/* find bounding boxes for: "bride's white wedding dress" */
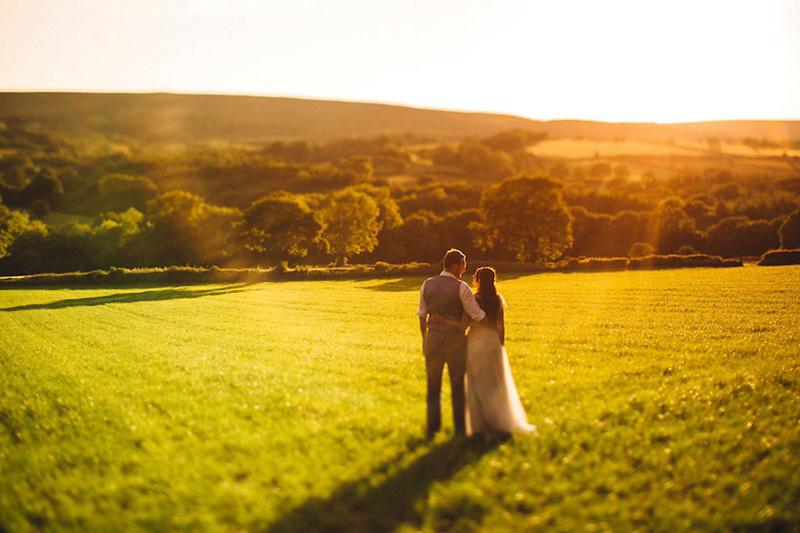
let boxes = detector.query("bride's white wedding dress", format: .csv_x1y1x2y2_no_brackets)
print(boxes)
465,301,536,435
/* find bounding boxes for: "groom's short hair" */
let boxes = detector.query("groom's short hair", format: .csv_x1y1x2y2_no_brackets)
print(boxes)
443,249,466,269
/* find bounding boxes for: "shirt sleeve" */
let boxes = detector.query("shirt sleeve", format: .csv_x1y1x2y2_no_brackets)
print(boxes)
416,281,428,317
459,282,486,321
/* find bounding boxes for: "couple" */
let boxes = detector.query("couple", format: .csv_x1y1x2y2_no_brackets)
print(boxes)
417,249,536,439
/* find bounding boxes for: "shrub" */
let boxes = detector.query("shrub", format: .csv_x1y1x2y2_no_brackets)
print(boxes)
627,254,737,270
564,258,628,272
629,242,655,258
758,249,800,266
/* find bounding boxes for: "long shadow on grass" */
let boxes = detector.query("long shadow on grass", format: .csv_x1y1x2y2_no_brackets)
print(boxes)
0,285,250,311
265,435,505,533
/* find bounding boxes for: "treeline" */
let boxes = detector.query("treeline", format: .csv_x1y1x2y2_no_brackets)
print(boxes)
1,120,799,275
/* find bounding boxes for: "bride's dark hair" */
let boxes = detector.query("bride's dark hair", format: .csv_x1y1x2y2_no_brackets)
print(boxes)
475,267,501,325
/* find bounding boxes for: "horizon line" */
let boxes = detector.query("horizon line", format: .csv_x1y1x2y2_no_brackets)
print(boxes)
2,88,800,126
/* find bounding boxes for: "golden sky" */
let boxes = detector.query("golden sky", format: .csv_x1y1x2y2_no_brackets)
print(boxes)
1,0,798,122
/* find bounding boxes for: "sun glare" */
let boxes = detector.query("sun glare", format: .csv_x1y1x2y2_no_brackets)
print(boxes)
0,0,798,123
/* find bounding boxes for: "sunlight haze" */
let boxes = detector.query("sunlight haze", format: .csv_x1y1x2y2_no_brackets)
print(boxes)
1,0,798,122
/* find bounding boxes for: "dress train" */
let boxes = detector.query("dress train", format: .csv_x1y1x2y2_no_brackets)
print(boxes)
465,323,536,435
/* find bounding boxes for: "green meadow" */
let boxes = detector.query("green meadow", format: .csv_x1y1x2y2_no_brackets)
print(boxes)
1,266,799,532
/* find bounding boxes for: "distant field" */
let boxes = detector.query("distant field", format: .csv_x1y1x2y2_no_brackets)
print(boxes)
1,267,799,531
675,140,800,158
530,139,704,159
530,138,800,160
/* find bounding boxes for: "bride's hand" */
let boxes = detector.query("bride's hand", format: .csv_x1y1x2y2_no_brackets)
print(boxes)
429,313,444,323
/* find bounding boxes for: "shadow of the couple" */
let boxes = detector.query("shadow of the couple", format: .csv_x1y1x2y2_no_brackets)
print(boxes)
0,285,250,312
265,434,507,533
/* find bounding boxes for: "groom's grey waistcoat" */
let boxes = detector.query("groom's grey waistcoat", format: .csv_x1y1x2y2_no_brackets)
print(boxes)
423,275,464,334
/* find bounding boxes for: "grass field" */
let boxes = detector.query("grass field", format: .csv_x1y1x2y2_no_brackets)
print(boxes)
1,267,799,531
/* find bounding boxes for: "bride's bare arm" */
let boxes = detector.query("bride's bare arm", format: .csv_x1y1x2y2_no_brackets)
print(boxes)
498,305,505,345
429,311,470,330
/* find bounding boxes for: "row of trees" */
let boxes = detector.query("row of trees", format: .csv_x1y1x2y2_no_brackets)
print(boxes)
3,174,799,275
0,176,566,273
2,119,800,274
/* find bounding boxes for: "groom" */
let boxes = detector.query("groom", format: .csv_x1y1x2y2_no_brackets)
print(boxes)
417,249,486,439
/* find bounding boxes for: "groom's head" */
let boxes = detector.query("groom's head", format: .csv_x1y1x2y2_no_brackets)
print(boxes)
443,248,467,277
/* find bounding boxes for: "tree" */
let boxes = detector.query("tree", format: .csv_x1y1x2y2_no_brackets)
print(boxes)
91,208,146,267
589,163,612,180
391,211,443,263
629,242,655,258
684,196,717,231
705,216,780,257
436,209,482,259
607,211,645,257
473,175,573,262
0,204,16,259
146,191,240,266
21,169,64,211
0,203,48,269
350,184,402,230
0,154,33,190
613,165,630,181
317,188,381,264
239,192,322,264
479,130,547,152
779,208,800,249
567,207,610,257
550,163,569,181
654,197,702,254
94,174,158,212
456,142,514,180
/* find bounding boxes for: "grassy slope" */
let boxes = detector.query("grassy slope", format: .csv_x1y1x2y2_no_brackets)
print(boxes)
0,93,537,143
1,267,799,531
2,92,799,144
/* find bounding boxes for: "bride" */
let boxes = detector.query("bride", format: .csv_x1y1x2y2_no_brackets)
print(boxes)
431,267,536,436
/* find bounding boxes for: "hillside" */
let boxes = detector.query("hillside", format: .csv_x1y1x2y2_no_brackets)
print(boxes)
1,92,799,145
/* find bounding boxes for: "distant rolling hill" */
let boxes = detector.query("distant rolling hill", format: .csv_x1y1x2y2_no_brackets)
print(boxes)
1,92,799,145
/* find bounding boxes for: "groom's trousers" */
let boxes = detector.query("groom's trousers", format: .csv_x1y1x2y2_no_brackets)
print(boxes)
424,329,467,437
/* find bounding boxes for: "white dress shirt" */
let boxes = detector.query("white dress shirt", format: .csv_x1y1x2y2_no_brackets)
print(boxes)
416,271,487,322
